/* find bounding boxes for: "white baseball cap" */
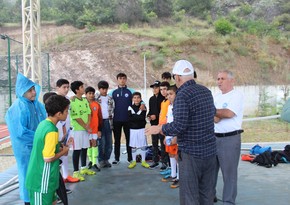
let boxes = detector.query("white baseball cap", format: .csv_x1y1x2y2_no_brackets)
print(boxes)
172,60,194,76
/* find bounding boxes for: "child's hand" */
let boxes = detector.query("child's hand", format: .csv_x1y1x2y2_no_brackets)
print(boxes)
66,137,74,147
171,137,177,145
139,104,146,111
62,145,69,156
85,124,92,133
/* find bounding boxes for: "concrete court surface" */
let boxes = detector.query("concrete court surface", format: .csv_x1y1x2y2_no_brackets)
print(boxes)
1,143,290,205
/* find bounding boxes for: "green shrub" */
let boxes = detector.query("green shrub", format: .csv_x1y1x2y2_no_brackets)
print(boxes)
119,23,129,31
214,19,234,35
152,55,165,69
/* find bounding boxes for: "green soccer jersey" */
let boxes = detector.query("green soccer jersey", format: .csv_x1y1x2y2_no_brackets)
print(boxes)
25,119,60,193
70,97,91,131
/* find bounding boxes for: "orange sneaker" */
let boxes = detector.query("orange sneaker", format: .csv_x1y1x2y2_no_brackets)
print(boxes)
64,175,80,183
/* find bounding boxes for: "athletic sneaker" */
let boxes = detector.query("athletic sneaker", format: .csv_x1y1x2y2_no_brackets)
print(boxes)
112,160,120,165
66,188,72,194
105,160,112,168
161,175,176,182
160,168,171,176
64,175,80,183
73,171,85,181
149,162,159,169
170,179,179,188
160,163,167,170
141,161,150,168
99,161,107,168
93,164,101,172
88,161,93,169
56,197,62,204
128,161,137,169
80,168,96,175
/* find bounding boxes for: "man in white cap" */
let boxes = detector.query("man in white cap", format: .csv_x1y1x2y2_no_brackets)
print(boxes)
146,60,217,205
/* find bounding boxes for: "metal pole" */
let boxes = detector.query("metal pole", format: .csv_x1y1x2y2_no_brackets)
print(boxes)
47,53,50,91
143,54,147,102
7,37,12,106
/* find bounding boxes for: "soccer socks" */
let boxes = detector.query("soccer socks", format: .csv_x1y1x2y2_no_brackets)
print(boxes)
87,147,92,163
170,157,177,178
92,147,98,165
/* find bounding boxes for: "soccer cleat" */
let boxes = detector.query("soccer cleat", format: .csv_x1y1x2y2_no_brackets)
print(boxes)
80,168,96,175
73,171,85,181
128,161,137,169
170,179,179,188
149,162,159,169
88,161,93,169
141,161,150,168
161,175,176,182
64,175,80,183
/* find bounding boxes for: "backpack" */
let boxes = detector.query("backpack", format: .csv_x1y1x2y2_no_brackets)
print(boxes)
281,98,290,123
252,151,278,168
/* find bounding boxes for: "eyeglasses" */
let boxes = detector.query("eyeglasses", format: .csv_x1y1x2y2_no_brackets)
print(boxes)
172,74,181,80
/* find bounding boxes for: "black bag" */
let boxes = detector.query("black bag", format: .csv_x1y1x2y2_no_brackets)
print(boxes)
252,151,278,168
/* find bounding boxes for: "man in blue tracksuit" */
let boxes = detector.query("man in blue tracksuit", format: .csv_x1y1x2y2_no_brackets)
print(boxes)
109,73,136,164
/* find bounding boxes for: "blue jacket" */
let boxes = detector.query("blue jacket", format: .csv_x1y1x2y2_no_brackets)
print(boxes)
5,73,46,202
109,86,135,122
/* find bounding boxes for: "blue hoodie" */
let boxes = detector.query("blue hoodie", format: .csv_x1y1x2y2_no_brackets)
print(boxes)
5,73,46,202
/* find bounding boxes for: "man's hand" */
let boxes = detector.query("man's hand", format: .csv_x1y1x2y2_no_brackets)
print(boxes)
214,116,221,123
145,125,162,135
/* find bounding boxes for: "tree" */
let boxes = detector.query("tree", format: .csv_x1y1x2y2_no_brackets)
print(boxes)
115,0,144,24
175,0,212,17
143,0,173,17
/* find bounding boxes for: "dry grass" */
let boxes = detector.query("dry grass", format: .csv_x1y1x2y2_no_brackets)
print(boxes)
242,119,290,142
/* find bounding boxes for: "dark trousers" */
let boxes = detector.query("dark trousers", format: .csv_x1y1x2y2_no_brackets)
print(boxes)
179,152,216,205
113,121,132,162
98,119,113,162
151,134,168,164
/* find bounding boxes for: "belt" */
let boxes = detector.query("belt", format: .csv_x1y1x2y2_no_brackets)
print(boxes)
215,130,244,137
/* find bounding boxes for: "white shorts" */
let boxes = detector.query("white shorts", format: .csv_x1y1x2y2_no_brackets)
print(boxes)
129,128,147,148
89,134,98,140
71,130,90,150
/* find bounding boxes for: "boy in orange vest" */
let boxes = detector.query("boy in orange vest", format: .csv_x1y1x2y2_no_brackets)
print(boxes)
85,86,103,172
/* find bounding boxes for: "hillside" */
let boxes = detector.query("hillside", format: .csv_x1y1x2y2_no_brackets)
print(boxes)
0,23,290,89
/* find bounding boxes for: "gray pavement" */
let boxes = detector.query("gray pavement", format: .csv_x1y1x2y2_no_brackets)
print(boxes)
1,143,290,205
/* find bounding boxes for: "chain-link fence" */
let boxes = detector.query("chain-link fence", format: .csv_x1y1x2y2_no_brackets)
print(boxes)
0,53,50,123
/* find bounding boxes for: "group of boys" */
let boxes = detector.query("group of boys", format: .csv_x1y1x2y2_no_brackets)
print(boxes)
6,71,183,205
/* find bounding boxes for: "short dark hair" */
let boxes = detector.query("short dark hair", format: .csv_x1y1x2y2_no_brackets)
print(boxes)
85,86,95,94
132,92,141,98
45,95,70,117
161,72,171,80
70,81,84,94
43,92,57,103
56,79,69,87
98,80,109,89
168,84,177,92
160,81,170,88
116,72,127,79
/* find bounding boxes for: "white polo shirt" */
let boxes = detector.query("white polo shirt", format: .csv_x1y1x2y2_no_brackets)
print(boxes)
214,89,244,133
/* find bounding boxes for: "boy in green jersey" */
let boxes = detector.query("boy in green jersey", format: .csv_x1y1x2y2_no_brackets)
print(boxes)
26,95,70,205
